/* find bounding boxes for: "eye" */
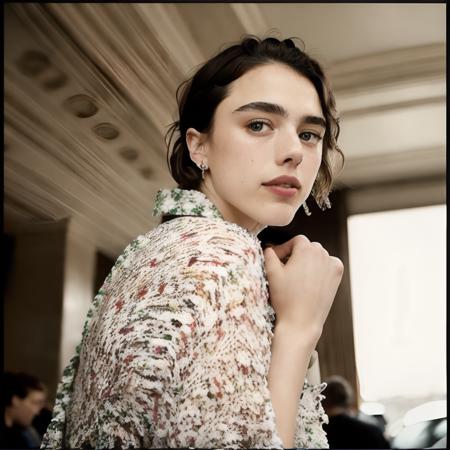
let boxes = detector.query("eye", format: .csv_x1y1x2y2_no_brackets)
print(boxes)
299,131,323,144
247,120,272,133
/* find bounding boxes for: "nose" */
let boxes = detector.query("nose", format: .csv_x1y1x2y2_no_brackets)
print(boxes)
276,128,303,167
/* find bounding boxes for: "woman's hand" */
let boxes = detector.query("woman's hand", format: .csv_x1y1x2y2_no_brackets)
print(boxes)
264,235,344,343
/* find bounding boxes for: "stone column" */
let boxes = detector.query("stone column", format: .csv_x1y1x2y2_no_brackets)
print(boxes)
4,218,97,403
4,220,67,400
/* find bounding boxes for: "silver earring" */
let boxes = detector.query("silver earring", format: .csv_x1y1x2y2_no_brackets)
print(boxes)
313,192,332,211
198,162,208,179
311,185,332,212
323,196,332,210
302,201,312,216
303,195,331,216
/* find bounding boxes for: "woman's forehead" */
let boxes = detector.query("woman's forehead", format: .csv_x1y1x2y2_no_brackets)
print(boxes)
222,63,323,117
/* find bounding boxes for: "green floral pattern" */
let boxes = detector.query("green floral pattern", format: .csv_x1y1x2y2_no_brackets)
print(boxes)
152,188,223,220
41,188,328,449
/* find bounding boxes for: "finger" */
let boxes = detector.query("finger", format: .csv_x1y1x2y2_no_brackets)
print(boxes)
288,234,311,259
263,246,283,275
329,256,345,277
270,237,300,262
311,241,329,256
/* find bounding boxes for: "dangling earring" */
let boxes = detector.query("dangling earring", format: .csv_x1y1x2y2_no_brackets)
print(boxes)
198,162,208,179
303,185,332,216
323,196,332,210
302,201,312,216
311,184,332,212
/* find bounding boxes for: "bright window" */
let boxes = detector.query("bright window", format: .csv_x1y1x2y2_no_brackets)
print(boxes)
347,205,446,403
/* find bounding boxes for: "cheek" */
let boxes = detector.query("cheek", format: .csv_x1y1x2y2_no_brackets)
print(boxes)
310,150,323,172
209,130,262,186
216,147,254,173
237,156,258,183
317,146,324,166
315,157,322,173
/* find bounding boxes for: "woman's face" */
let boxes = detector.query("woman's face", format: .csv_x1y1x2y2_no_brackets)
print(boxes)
188,62,325,234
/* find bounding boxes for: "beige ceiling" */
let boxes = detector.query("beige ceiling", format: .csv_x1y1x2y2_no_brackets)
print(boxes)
4,3,446,257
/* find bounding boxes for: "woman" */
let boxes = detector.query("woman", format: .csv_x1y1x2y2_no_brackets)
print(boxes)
42,36,344,449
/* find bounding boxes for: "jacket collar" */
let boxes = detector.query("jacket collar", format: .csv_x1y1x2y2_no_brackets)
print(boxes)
152,188,223,220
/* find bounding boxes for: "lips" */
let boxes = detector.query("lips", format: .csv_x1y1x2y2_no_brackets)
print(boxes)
262,175,301,199
262,175,301,189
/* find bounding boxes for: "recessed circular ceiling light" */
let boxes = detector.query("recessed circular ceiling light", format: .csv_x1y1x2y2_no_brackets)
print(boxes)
41,68,68,90
63,94,98,118
119,147,139,161
140,167,153,179
93,123,120,140
16,50,50,77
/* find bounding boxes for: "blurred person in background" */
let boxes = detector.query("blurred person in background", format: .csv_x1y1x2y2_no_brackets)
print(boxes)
356,407,388,433
31,383,53,441
322,375,391,449
1,372,46,449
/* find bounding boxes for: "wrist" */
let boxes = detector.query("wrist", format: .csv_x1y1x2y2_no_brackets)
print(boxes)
273,320,321,350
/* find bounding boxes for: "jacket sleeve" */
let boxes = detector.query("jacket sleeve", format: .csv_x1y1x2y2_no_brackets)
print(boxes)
164,224,284,449
294,380,329,449
42,234,187,449
42,222,281,449
164,222,330,448
42,219,326,449
293,351,329,448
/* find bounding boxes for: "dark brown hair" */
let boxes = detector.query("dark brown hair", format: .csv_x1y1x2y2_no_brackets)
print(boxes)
322,375,355,409
165,35,343,208
2,372,44,407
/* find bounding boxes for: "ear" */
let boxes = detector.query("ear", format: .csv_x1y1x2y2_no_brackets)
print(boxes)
186,128,208,167
11,395,21,407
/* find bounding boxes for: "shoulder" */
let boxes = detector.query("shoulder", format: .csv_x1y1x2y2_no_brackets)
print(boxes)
149,216,263,268
332,414,381,433
106,216,265,295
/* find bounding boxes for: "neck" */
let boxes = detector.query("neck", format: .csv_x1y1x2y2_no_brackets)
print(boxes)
200,181,264,236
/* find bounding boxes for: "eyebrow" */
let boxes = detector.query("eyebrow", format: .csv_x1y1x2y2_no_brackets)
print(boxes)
233,101,327,129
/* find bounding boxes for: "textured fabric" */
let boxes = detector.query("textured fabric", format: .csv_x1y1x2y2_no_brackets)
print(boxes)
42,188,328,449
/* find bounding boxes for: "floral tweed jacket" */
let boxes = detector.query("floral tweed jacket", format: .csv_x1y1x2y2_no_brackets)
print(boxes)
42,188,329,449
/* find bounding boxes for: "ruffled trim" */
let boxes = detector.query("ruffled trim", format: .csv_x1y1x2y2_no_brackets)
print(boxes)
152,188,223,220
41,279,115,448
40,355,79,448
294,381,329,449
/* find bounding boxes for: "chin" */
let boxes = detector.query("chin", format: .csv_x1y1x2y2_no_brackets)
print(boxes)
256,206,297,227
266,216,295,227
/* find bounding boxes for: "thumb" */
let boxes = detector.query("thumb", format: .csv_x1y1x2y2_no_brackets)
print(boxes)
263,246,282,276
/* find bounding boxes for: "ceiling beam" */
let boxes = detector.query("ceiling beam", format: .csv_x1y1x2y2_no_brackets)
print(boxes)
229,4,269,35
328,43,445,92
